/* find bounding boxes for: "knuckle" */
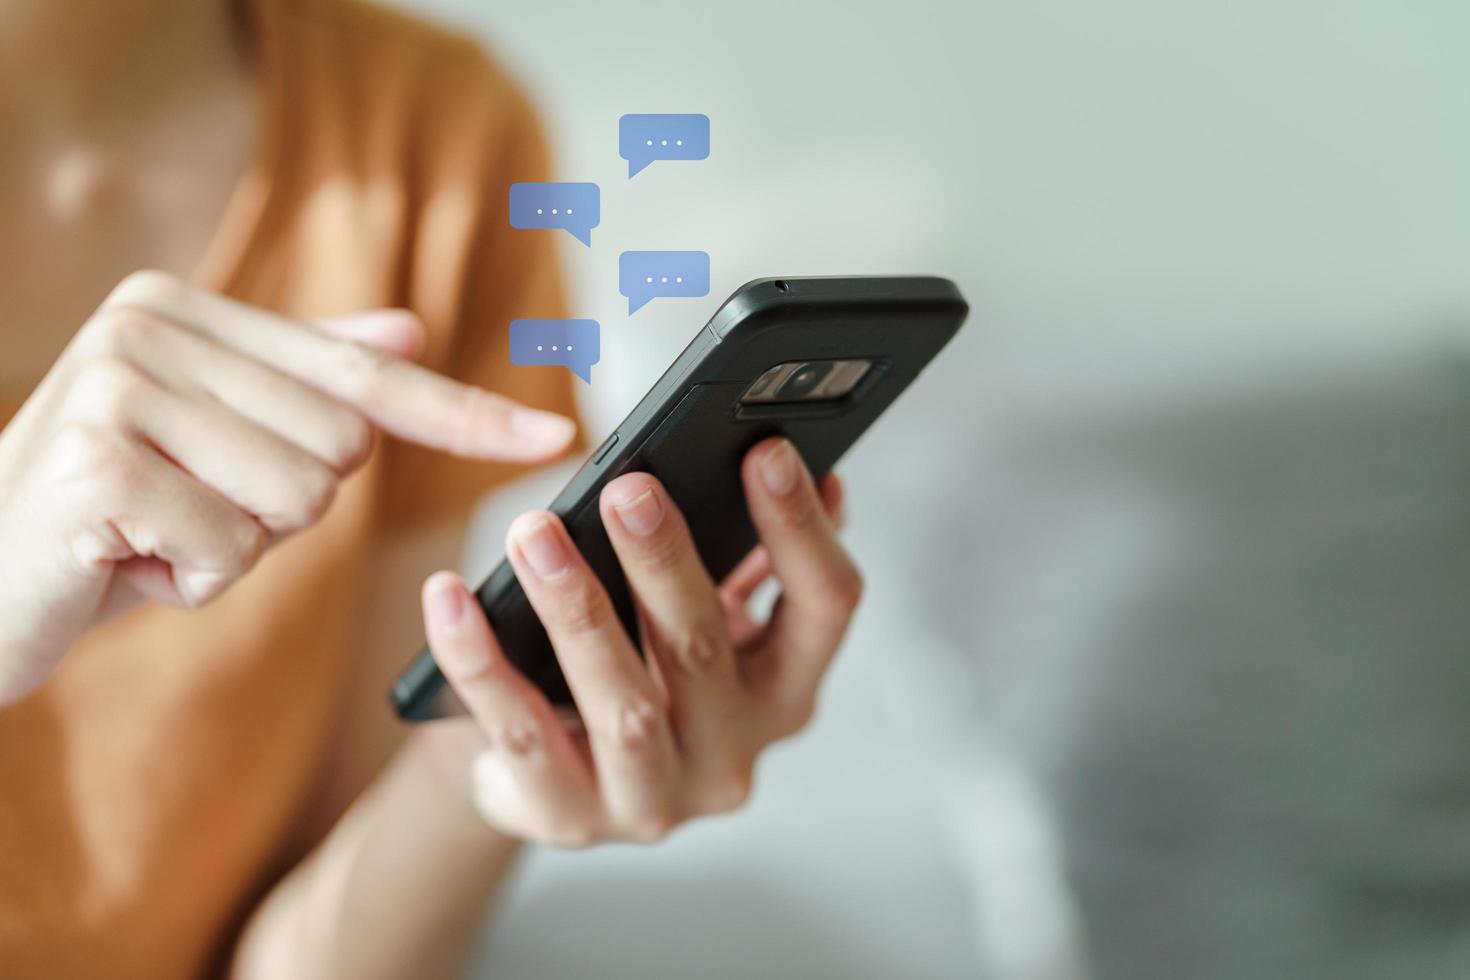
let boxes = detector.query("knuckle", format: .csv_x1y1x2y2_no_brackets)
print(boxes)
66,359,152,422
228,520,270,575
632,524,686,574
46,421,133,487
326,414,375,473
552,579,615,636
611,697,664,753
174,589,206,613
822,562,865,615
304,470,339,524
201,513,270,581
446,387,496,457
666,620,728,675
491,719,541,757
777,694,820,741
277,468,338,531
79,306,162,356
701,758,754,813
625,806,680,844
107,269,187,309
544,817,600,850
175,576,224,611
328,341,391,402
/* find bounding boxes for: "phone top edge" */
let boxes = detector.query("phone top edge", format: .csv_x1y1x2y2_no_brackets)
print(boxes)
708,276,968,340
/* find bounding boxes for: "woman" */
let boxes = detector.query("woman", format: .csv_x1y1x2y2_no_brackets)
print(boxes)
0,1,861,977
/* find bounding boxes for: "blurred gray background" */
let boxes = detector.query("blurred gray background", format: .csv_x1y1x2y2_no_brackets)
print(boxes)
388,1,1470,977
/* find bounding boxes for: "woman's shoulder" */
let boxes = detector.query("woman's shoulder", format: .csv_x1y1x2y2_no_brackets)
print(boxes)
256,0,541,154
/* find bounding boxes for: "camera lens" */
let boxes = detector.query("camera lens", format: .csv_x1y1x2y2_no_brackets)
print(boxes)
745,369,779,399
774,360,834,400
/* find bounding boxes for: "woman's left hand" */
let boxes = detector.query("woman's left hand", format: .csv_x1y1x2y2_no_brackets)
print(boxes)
420,436,860,846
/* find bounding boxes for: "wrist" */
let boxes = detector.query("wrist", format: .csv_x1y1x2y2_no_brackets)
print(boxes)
399,720,523,857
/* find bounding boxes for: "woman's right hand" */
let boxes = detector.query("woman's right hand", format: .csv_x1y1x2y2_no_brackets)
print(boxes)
0,270,576,706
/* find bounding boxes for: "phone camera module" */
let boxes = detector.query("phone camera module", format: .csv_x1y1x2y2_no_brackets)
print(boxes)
741,359,873,405
775,361,834,401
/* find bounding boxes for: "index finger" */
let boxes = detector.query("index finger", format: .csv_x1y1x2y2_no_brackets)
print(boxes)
103,271,576,461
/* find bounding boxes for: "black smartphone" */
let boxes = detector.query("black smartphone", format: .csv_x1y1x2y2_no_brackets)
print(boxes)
391,275,968,721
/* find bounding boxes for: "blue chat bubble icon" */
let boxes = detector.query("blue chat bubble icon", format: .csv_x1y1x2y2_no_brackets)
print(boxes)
619,251,711,315
509,319,600,384
619,114,710,178
509,182,600,246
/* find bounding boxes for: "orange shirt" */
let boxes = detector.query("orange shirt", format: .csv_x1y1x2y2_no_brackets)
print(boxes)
0,1,574,976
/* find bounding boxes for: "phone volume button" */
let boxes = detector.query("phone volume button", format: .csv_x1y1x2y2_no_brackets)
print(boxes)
592,433,620,465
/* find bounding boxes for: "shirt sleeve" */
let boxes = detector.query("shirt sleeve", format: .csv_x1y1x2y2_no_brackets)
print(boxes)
375,58,584,530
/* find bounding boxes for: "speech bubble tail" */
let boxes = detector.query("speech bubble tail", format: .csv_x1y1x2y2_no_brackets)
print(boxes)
568,227,593,247
628,296,650,315
627,160,648,179
572,364,593,384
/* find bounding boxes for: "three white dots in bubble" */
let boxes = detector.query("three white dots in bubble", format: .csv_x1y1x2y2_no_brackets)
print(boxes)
646,139,684,147
536,344,573,352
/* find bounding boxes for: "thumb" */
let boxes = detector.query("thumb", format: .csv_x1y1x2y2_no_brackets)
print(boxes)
314,309,428,361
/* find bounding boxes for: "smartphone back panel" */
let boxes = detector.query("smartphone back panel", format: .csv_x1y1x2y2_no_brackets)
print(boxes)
393,276,968,719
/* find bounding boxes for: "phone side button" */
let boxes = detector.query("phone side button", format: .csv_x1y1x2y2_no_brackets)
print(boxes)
592,432,620,465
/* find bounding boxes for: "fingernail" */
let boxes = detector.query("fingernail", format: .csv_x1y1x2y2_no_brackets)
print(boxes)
759,440,800,496
613,487,664,537
427,575,493,677
429,574,466,627
512,408,576,447
515,518,570,580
